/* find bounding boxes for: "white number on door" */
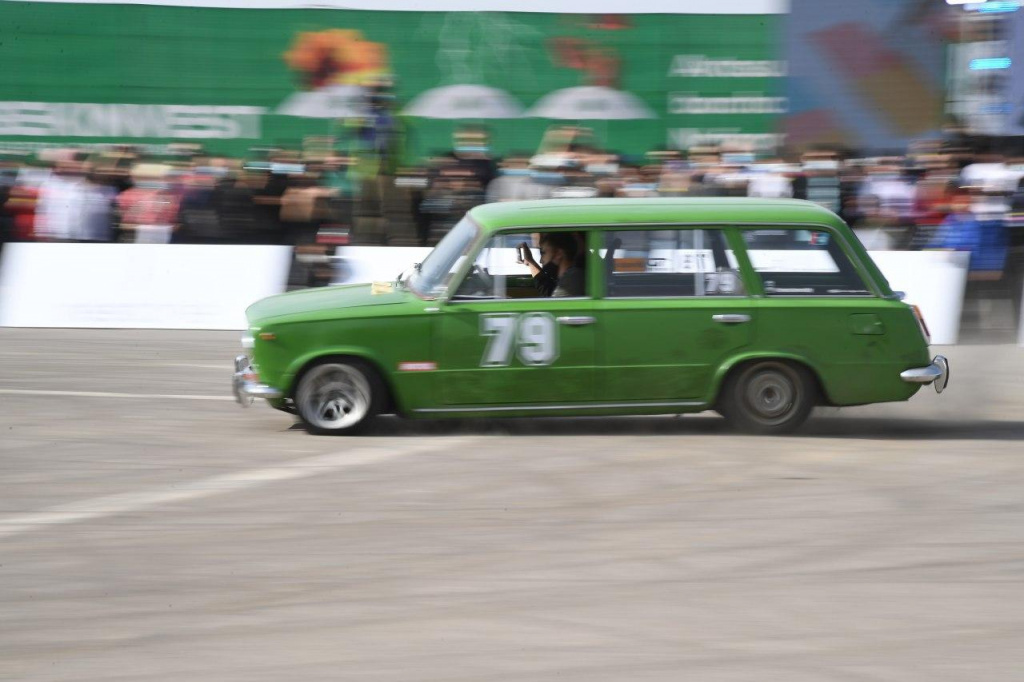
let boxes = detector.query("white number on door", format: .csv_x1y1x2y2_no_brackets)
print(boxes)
479,314,518,367
517,312,559,366
479,312,558,367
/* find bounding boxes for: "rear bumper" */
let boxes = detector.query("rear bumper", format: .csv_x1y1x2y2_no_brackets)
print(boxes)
232,355,283,406
900,355,950,394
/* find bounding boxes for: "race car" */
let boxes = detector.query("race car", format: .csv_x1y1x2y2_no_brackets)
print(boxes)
234,198,948,435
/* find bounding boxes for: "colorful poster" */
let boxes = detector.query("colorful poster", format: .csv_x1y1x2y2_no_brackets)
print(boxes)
1009,8,1024,135
786,0,948,151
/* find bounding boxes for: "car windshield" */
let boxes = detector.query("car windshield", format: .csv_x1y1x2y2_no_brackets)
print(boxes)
407,217,479,298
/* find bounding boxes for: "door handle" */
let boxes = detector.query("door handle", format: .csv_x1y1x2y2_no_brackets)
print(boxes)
712,314,751,324
556,316,596,326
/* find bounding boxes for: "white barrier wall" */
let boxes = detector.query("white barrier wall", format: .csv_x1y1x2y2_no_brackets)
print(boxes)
869,251,970,346
332,246,971,345
0,243,970,339
0,243,291,330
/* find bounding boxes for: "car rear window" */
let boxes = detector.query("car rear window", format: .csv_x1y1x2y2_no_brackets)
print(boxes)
602,228,744,298
741,229,871,296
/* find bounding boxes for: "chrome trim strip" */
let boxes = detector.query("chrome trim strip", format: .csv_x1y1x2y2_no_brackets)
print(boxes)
900,366,941,383
233,354,283,406
601,295,750,300
449,295,759,302
900,355,950,394
446,296,590,304
712,313,751,324
556,316,596,326
755,293,874,298
412,400,705,414
243,385,284,399
931,355,949,394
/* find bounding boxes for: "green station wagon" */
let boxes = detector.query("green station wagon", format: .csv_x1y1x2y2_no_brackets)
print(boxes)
233,198,949,435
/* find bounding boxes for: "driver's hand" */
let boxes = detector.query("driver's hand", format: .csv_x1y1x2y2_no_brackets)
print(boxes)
517,242,537,266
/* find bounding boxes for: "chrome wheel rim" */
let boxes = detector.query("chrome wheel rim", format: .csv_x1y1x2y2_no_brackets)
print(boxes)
300,364,371,430
744,369,796,425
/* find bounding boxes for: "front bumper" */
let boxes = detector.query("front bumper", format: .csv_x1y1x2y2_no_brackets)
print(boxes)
232,355,283,406
900,355,950,394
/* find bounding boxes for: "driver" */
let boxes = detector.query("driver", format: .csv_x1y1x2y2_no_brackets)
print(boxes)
518,232,585,298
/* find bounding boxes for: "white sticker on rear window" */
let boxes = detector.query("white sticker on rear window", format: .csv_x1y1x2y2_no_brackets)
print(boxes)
746,250,840,273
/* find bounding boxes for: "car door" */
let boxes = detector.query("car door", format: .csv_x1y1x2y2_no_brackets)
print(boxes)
437,230,597,406
594,226,755,402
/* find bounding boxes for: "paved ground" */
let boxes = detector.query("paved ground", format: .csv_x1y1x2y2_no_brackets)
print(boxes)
0,329,1022,681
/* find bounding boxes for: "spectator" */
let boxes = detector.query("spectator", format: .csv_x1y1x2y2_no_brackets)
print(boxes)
486,154,548,204
117,165,179,244
37,162,89,242
212,173,255,244
851,195,895,251
81,170,117,242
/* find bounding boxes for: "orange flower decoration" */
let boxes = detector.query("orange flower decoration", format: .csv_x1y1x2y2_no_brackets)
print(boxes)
284,29,390,89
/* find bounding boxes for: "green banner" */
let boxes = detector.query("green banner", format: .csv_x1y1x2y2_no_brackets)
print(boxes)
0,3,784,160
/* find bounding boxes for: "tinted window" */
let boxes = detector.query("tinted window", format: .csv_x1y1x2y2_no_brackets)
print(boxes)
602,229,744,298
741,229,870,296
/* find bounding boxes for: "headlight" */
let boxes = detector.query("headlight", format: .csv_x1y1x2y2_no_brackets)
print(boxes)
241,332,255,350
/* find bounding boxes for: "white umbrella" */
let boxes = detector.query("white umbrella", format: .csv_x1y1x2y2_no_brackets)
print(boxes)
402,84,523,119
276,85,369,118
525,86,656,120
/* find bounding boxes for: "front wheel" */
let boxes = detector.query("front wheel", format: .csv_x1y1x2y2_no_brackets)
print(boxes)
718,361,816,435
295,361,380,435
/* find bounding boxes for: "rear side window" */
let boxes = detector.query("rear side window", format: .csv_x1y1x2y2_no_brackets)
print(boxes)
603,228,744,298
741,229,871,296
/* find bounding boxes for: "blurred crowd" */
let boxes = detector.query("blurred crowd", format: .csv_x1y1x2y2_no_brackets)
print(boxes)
1,126,1023,296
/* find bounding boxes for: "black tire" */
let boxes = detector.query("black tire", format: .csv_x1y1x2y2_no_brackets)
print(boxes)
718,361,816,435
294,359,383,435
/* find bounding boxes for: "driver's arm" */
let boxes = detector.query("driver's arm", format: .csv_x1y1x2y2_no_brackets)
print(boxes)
517,242,542,277
533,262,557,297
517,242,555,296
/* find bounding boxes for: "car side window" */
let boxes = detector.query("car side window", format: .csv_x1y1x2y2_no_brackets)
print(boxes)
741,229,871,296
602,228,744,298
451,231,548,300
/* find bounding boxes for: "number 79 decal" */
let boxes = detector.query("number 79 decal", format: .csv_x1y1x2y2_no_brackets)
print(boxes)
479,312,559,367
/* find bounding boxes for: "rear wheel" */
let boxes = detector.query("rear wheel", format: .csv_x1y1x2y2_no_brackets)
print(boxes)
719,361,816,435
295,360,381,435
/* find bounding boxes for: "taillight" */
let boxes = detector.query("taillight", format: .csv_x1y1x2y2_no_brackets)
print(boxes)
911,304,931,344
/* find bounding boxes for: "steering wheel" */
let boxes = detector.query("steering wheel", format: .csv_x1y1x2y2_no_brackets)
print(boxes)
458,264,493,297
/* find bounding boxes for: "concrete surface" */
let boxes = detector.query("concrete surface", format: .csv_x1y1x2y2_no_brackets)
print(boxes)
0,330,1022,681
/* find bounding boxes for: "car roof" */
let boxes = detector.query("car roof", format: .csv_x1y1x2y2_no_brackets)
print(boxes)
468,198,845,232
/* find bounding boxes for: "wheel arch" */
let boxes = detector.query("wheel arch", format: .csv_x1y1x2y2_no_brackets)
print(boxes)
710,353,832,408
286,350,399,414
